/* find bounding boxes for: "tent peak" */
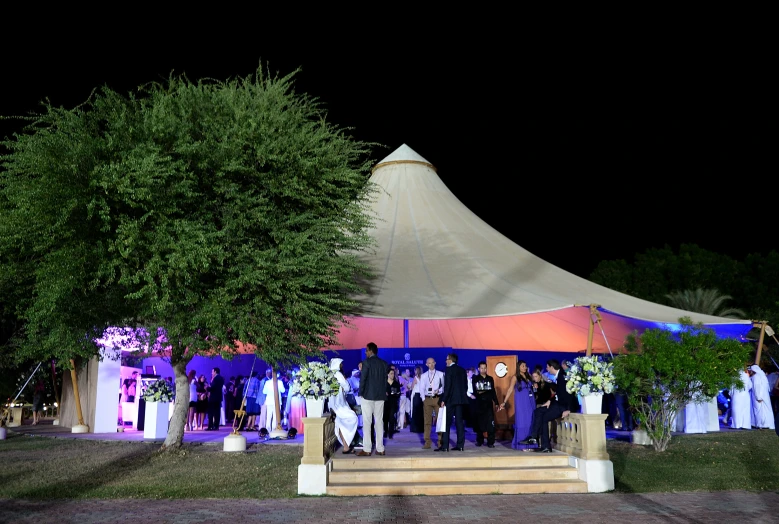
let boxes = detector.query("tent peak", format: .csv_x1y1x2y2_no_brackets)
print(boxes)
374,144,435,172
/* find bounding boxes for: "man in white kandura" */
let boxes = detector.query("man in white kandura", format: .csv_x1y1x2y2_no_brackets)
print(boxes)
730,367,752,430
329,358,359,454
750,365,776,430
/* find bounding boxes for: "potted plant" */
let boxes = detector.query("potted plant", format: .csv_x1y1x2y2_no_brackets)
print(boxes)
141,378,174,440
566,355,615,414
288,361,339,418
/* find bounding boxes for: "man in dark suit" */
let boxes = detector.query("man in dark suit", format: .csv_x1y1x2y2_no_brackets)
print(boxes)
207,367,225,430
356,342,389,456
521,359,572,452
437,353,469,451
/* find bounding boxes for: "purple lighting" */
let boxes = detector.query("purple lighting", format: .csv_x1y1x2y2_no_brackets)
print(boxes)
95,326,170,353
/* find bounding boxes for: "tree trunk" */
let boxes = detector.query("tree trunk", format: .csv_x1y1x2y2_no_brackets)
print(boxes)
161,359,190,450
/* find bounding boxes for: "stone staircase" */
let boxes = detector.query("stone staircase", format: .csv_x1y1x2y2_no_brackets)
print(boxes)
326,451,588,496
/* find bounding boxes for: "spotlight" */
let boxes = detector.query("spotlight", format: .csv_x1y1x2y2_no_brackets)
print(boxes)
287,427,298,439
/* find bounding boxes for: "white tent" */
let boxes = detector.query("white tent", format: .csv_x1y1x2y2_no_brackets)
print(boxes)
332,144,751,353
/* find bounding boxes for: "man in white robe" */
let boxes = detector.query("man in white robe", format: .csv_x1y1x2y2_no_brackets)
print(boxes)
730,368,752,430
750,365,776,430
329,358,359,453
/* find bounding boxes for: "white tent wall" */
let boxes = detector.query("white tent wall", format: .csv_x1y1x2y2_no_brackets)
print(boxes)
330,144,751,352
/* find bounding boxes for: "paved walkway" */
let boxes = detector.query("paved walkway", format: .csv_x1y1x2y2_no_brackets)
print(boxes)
2,491,778,523
5,420,777,523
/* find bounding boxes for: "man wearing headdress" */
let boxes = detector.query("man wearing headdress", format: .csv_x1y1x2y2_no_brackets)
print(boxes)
750,365,776,430
329,358,359,453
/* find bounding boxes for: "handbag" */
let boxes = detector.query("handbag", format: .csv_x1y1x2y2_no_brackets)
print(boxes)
435,405,447,432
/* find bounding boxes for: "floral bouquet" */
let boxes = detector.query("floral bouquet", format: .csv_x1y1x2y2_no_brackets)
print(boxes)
566,355,615,396
288,361,339,400
141,379,174,403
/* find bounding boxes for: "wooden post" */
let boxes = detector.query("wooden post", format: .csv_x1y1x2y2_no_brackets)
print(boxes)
586,305,598,356
755,321,767,365
69,359,87,429
269,368,286,438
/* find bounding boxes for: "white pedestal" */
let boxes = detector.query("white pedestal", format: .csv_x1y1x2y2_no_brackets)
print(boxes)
0,427,7,440
631,429,652,446
298,464,328,495
572,457,615,492
223,433,247,452
71,424,90,433
52,419,60,426
143,402,169,440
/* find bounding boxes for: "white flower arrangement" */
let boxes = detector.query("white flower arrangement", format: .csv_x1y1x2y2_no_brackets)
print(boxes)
141,379,174,403
566,355,615,397
288,361,339,400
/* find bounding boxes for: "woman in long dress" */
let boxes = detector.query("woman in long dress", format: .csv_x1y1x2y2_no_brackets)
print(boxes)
328,358,359,453
500,360,535,450
730,368,753,429
384,369,401,439
751,365,776,429
409,366,424,433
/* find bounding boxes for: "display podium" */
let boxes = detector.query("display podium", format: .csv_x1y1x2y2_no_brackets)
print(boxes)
136,374,161,431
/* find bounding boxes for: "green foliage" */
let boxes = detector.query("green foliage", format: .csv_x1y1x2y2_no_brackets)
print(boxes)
1,64,379,447
665,288,746,318
613,317,751,451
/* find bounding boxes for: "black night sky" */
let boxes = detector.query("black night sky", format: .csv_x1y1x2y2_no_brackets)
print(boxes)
1,23,770,279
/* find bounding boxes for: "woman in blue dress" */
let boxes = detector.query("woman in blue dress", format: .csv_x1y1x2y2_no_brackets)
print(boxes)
500,360,536,450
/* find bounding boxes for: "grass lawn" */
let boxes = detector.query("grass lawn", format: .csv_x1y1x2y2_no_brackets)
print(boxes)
610,429,779,492
1,428,777,498
0,431,302,499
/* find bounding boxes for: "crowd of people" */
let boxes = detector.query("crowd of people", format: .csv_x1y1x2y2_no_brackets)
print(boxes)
722,364,777,431
328,343,584,455
182,367,299,432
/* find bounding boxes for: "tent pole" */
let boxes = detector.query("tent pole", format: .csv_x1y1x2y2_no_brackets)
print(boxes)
269,368,286,438
755,321,767,365
586,305,598,356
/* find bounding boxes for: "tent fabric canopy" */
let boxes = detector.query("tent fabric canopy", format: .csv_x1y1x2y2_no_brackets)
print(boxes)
332,144,750,353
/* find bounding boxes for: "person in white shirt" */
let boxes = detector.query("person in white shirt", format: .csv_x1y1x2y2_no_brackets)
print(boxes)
422,357,445,449
262,374,286,431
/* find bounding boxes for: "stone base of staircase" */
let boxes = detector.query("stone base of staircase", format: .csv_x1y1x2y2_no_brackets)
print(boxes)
326,451,588,496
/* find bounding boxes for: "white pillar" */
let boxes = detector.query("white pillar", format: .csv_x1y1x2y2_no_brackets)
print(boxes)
94,348,122,433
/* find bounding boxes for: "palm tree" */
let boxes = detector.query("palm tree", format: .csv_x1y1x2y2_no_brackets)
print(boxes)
665,288,746,319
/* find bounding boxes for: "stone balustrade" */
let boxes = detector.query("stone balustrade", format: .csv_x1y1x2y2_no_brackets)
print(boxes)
300,412,336,465
553,413,610,460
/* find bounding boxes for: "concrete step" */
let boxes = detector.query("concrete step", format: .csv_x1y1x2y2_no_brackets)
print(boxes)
330,453,570,471
326,479,588,496
329,465,579,483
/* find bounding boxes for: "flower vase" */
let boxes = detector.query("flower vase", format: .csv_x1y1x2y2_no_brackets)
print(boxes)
143,401,170,440
581,393,603,414
305,398,324,418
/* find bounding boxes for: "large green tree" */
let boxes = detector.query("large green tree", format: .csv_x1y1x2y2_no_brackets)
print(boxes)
0,66,378,448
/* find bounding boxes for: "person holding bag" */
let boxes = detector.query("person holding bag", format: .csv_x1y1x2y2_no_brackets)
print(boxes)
436,353,469,452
